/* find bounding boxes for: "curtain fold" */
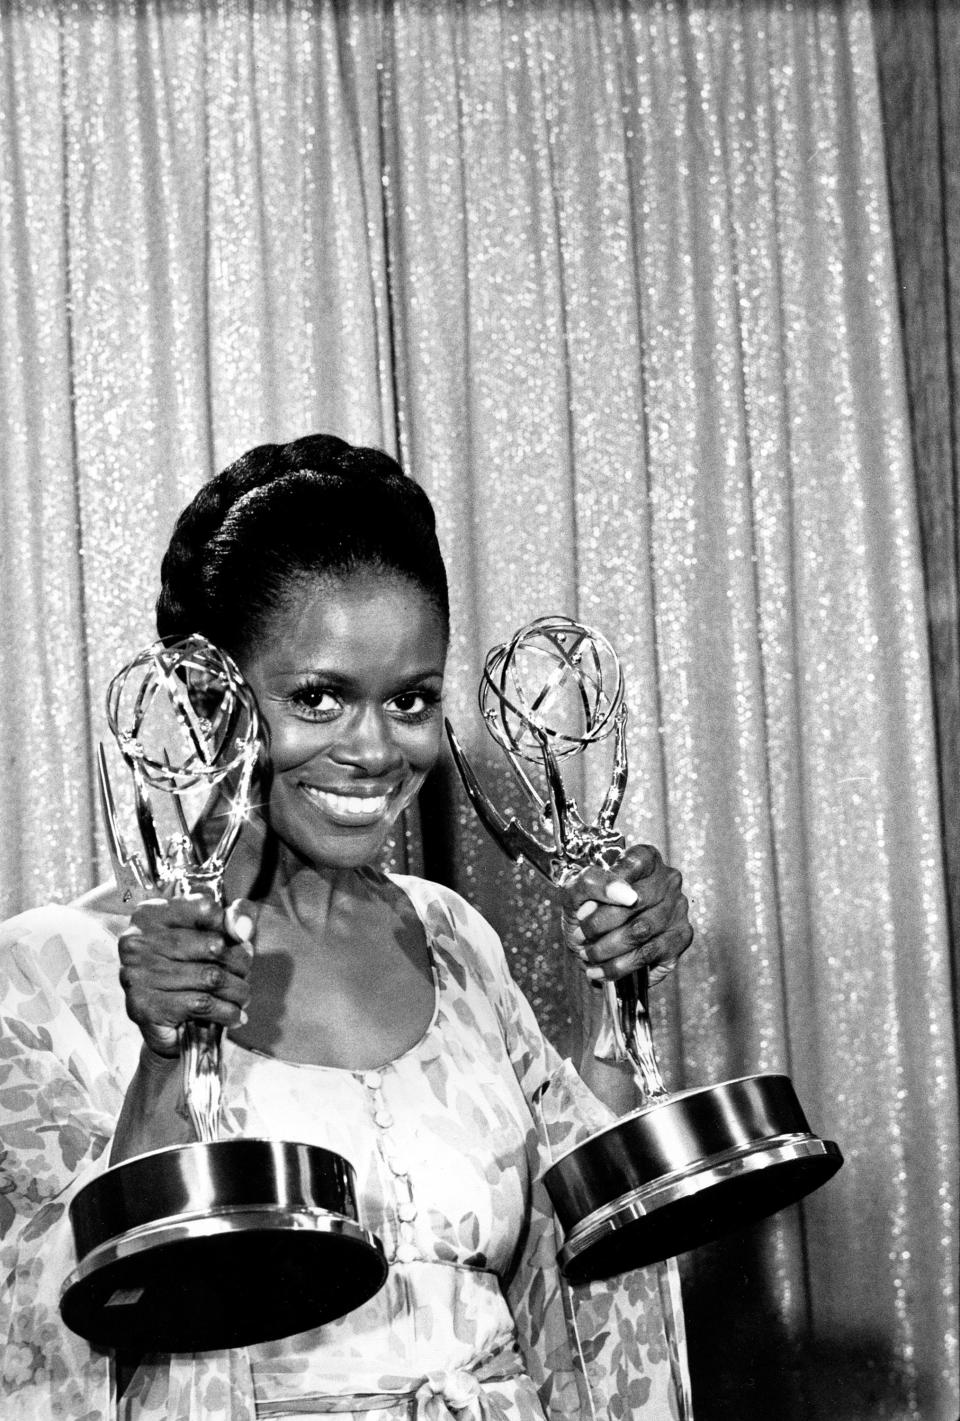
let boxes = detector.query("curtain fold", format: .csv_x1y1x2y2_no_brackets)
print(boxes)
0,2,955,1418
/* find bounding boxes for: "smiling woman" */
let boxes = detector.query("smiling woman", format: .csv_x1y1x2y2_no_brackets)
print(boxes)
223,573,449,1071
0,434,694,1420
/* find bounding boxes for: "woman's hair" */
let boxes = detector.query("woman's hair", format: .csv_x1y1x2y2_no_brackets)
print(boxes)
156,433,449,656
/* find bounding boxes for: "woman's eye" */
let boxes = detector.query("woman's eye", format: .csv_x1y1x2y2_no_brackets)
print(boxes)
287,685,341,719
388,689,440,721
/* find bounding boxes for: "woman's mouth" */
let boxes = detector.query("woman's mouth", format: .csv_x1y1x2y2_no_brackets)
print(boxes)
299,784,393,824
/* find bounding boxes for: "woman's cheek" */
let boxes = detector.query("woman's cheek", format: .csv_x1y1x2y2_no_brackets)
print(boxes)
263,715,330,773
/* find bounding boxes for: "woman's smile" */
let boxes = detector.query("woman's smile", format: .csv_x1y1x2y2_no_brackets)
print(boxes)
298,783,394,824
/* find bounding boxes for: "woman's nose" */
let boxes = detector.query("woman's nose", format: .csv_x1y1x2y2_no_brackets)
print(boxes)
331,705,402,774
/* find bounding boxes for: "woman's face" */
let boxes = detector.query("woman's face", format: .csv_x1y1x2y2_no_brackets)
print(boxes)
240,571,447,872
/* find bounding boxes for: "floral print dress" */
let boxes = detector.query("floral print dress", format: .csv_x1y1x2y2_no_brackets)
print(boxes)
0,877,688,1420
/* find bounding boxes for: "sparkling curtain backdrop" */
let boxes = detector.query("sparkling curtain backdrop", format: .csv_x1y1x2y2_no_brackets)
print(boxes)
0,2,956,1418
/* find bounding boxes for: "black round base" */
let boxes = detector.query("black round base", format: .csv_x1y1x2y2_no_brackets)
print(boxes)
558,1137,843,1283
60,1208,388,1352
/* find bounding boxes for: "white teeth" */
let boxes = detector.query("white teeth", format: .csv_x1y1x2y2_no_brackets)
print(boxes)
301,786,390,819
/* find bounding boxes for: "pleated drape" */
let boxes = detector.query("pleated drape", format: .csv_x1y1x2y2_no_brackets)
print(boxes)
0,2,955,1418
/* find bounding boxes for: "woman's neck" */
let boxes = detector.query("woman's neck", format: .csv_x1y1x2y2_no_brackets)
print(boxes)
221,818,382,935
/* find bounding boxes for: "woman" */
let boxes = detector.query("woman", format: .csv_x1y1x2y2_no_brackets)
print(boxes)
0,435,693,1420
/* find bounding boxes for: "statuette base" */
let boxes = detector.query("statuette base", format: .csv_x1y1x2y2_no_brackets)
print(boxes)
60,1138,388,1351
544,1074,842,1283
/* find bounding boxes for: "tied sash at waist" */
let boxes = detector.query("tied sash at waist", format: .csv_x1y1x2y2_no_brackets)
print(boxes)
254,1340,529,1419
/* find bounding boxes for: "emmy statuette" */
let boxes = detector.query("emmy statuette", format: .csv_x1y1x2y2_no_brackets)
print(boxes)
59,635,388,1353
446,615,842,1285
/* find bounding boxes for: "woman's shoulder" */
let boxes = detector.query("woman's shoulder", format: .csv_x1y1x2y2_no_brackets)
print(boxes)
0,895,136,1067
1,895,120,943
69,881,131,937
388,873,511,987
388,872,495,936
0,894,124,993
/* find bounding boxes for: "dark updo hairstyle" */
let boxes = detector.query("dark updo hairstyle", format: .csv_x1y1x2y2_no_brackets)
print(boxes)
156,433,449,658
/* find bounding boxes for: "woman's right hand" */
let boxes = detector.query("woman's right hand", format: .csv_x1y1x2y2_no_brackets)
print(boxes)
118,894,256,1059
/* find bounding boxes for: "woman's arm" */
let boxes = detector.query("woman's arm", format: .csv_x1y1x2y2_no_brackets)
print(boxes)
110,1047,192,1162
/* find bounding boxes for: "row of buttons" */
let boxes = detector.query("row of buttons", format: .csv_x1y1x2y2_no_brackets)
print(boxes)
361,1068,419,1265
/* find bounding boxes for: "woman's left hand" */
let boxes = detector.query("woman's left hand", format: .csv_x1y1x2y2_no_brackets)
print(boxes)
560,844,693,987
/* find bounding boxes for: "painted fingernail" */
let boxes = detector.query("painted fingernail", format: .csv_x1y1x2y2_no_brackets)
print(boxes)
238,1010,249,1026
576,900,599,921
605,880,638,907
226,906,254,942
585,966,605,981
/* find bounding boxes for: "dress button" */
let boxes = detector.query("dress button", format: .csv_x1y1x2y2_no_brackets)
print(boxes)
385,1153,407,1177
396,1242,418,1264
398,1202,417,1223
374,1108,394,1129
362,1070,383,1090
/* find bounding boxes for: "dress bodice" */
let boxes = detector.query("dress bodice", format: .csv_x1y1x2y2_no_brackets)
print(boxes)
222,874,539,1412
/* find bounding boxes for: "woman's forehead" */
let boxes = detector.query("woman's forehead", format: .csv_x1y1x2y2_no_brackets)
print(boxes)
248,570,448,674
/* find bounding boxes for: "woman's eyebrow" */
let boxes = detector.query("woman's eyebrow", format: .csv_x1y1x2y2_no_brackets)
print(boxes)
265,666,444,686
263,665,350,683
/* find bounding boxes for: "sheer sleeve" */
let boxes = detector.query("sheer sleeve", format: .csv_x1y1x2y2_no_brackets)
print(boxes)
0,906,139,1419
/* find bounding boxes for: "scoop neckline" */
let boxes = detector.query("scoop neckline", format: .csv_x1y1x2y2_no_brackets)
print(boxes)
225,875,442,1075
